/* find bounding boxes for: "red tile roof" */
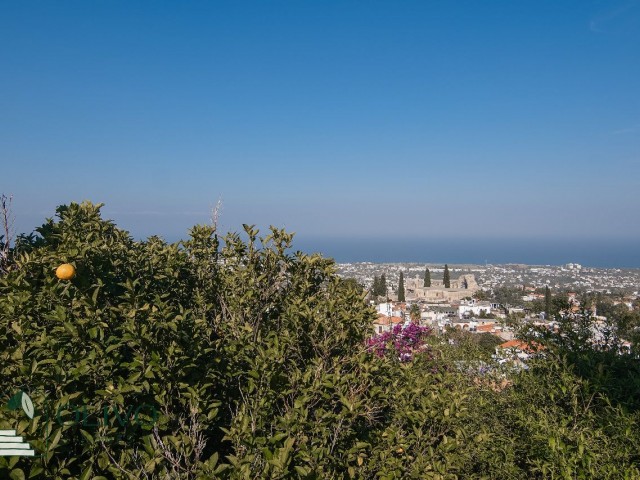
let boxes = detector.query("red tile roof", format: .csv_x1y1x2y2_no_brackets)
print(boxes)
498,340,544,353
476,324,495,333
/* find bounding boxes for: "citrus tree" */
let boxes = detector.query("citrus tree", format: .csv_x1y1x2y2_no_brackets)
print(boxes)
2,202,640,479
0,202,375,478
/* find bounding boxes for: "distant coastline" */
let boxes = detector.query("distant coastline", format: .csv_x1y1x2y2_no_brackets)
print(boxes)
293,237,640,269
106,230,640,269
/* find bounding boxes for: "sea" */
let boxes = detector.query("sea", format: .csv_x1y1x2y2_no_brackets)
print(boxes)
291,237,640,269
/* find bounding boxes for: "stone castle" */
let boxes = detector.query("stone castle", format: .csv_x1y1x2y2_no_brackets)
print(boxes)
405,274,479,302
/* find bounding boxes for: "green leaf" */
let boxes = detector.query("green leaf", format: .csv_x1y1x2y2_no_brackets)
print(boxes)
294,466,311,476
79,429,94,444
9,469,25,480
6,392,22,411
79,465,93,480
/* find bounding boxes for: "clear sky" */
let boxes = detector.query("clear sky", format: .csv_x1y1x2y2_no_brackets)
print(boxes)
2,1,639,244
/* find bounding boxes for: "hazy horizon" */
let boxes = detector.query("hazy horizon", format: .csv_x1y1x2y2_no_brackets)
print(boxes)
9,208,639,268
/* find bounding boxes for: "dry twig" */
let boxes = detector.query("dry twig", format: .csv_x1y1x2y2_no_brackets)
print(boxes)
0,193,15,274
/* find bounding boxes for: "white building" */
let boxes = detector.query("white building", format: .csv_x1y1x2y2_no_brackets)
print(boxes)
458,301,493,318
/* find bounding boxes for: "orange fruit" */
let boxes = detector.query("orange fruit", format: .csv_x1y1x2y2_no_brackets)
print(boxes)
55,263,76,280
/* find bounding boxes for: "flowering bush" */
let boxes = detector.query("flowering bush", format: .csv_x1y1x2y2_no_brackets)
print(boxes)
367,322,432,361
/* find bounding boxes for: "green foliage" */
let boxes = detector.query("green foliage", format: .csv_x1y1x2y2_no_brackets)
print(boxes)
409,304,420,322
492,286,523,308
372,274,387,298
1,201,639,478
443,265,450,289
472,289,490,301
528,310,640,412
423,268,430,288
595,298,640,348
459,357,640,478
372,275,381,298
474,333,502,353
545,285,551,318
0,202,373,478
551,295,571,318
441,329,501,361
342,277,364,292
397,272,405,302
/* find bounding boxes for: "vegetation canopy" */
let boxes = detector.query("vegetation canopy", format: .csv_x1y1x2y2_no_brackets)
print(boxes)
1,202,639,479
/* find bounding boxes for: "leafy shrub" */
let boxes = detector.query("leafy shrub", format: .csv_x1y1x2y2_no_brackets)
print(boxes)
1,201,639,479
0,202,374,478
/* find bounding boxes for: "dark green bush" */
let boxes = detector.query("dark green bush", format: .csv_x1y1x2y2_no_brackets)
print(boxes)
1,202,639,479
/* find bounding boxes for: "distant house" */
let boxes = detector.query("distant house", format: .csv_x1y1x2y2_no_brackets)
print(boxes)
496,340,544,362
373,314,403,334
476,323,497,334
376,302,393,316
376,302,405,319
458,301,493,318
451,318,473,331
508,307,525,315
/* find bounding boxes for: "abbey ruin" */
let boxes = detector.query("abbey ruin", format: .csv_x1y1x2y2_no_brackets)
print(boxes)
405,274,479,302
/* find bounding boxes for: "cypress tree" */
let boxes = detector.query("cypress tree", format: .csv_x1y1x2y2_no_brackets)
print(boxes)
424,267,431,287
545,286,552,319
372,275,379,296
380,274,387,298
398,271,405,302
443,264,451,288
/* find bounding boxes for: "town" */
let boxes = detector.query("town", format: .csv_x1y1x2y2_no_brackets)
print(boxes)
337,262,640,293
337,262,640,361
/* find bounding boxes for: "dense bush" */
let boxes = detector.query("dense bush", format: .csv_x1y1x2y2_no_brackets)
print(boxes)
1,202,639,479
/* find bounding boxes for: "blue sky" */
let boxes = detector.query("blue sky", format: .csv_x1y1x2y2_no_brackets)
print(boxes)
1,0,639,244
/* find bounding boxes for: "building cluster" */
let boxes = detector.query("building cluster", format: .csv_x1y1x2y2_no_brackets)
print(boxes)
478,263,640,292
371,293,538,364
373,294,511,338
367,273,637,366
336,262,640,296
336,262,638,366
374,272,507,329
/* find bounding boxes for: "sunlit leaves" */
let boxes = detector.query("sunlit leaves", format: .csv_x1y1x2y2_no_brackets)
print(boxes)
1,202,639,478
